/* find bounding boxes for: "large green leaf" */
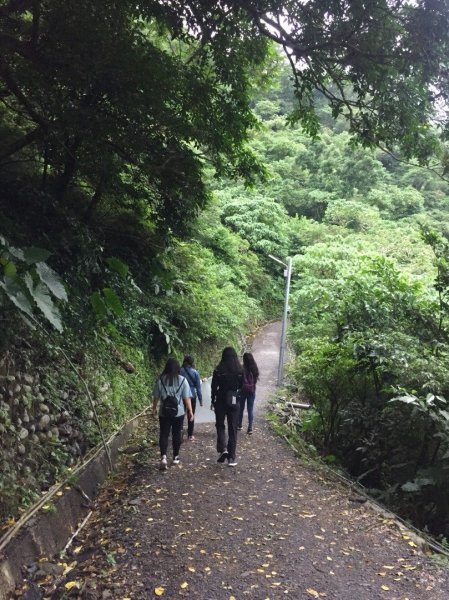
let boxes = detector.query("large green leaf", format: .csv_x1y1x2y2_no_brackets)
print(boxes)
6,245,25,262
105,257,129,278
401,478,434,492
23,272,34,295
0,277,33,317
35,262,68,301
401,481,421,492
102,287,124,317
29,282,63,332
90,291,108,319
389,395,418,405
23,247,52,264
3,262,17,278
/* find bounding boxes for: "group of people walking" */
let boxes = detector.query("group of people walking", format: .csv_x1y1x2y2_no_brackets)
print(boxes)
152,348,259,470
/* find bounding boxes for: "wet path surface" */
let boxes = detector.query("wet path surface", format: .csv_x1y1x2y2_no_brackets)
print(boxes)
41,323,449,599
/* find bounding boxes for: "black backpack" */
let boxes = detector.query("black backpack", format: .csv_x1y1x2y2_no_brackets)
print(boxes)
160,377,185,418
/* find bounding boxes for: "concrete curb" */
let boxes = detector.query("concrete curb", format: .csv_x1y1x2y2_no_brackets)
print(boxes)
0,414,144,599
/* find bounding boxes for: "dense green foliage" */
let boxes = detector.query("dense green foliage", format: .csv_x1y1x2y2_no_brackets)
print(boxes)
0,0,274,521
235,76,449,537
0,184,275,521
1,0,449,534
1,0,448,216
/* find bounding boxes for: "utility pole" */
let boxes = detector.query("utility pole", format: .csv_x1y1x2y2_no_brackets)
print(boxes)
268,254,293,386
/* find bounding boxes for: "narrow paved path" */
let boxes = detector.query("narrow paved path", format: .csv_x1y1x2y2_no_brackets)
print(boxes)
46,323,449,599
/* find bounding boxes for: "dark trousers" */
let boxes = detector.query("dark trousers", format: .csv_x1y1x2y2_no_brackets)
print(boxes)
188,397,197,438
215,400,239,459
159,415,184,457
239,391,256,428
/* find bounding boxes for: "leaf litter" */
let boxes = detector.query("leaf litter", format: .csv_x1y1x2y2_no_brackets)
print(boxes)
20,324,449,599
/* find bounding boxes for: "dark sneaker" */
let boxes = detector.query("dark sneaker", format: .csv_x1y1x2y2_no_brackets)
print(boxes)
237,426,243,431
247,427,253,435
228,457,238,467
217,451,229,463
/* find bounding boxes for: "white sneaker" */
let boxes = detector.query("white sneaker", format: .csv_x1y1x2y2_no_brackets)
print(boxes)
173,456,180,464
159,455,168,470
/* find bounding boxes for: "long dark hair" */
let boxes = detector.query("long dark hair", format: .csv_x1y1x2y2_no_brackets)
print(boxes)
161,358,181,386
217,346,242,374
243,352,259,382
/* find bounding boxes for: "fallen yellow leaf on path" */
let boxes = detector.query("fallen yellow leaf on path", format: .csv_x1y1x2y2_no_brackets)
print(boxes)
154,586,165,596
306,589,320,598
180,582,188,589
381,585,390,591
64,581,78,591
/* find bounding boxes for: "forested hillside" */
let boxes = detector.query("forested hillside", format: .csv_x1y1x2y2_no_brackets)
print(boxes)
1,0,449,542
0,1,282,523
221,74,449,538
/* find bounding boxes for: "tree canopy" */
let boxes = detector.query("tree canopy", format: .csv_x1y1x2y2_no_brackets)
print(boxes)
1,0,449,536
1,0,448,234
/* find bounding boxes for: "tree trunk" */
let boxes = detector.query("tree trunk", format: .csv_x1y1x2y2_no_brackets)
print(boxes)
84,173,107,222
56,137,80,201
0,126,42,163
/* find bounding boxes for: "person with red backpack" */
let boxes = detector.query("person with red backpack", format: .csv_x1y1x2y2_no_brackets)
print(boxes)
238,352,259,435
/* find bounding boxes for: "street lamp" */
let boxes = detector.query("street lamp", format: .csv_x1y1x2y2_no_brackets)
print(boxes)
268,254,292,386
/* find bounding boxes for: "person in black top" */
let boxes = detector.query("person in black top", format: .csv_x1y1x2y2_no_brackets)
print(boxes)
211,347,243,467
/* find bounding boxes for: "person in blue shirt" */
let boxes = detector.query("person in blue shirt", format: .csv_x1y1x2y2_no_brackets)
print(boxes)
180,355,203,441
152,358,193,470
